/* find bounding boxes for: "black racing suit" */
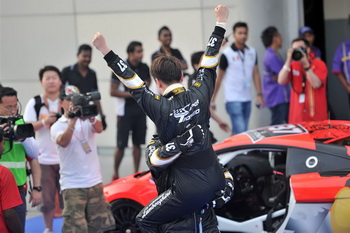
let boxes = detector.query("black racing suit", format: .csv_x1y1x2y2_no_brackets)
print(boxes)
144,132,233,233
104,26,226,233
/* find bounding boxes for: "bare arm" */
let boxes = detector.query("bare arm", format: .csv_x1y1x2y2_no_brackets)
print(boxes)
300,54,322,89
90,117,103,133
253,64,264,107
56,118,77,147
28,158,42,207
30,112,59,131
304,69,322,88
337,73,350,93
3,208,23,233
210,108,230,132
110,81,132,98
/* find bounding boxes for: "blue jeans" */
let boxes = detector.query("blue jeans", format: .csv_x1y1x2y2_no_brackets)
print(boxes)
269,103,289,125
226,101,251,135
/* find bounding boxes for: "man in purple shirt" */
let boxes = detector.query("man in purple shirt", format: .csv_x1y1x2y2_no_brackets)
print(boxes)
299,26,322,59
332,39,350,105
261,26,290,125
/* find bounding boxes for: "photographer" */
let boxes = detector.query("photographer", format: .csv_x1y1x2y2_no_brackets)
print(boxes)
278,38,328,123
50,85,115,232
23,65,63,233
0,87,41,232
0,129,24,233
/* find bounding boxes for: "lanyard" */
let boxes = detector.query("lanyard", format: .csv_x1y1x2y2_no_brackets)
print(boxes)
72,120,86,142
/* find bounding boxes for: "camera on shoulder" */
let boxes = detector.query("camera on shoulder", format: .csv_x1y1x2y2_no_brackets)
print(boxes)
292,47,307,61
67,91,101,119
0,115,35,140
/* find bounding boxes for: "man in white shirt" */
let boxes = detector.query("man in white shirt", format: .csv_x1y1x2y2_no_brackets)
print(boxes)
211,22,264,135
24,66,63,233
50,85,115,232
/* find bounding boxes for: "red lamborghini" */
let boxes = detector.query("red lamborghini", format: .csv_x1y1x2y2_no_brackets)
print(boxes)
104,121,350,233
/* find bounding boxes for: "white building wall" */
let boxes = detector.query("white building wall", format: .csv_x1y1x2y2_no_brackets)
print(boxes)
0,0,303,147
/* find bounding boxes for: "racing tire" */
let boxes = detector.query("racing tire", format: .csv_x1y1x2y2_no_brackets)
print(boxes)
105,199,143,233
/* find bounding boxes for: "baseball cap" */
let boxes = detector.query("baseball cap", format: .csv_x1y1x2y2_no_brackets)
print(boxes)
59,85,80,100
299,26,313,35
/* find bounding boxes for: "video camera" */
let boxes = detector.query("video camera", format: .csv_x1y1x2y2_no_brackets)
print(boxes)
67,91,101,118
292,46,307,61
0,115,35,140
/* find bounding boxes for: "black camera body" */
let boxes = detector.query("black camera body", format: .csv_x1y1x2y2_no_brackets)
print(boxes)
292,47,307,61
0,115,35,140
68,91,101,118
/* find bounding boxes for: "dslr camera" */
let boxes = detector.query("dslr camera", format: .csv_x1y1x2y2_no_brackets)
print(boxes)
292,46,307,61
0,115,35,140
68,91,101,118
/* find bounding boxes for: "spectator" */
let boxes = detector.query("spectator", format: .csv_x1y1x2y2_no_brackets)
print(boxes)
110,41,151,180
211,21,264,135
278,38,328,123
61,44,107,129
0,130,24,233
261,26,290,125
50,85,115,232
299,26,322,59
332,39,350,107
23,66,63,233
151,26,188,70
0,87,42,231
188,51,230,142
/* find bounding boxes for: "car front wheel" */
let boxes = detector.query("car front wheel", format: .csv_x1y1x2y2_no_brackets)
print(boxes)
105,199,143,233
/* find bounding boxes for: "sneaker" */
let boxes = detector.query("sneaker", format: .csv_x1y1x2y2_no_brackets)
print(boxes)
43,228,53,233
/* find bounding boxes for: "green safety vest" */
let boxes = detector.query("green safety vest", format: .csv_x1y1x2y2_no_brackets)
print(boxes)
0,119,27,186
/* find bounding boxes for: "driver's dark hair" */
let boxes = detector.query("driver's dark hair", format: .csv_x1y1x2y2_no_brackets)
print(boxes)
261,26,278,48
151,55,182,85
292,38,310,48
0,87,17,104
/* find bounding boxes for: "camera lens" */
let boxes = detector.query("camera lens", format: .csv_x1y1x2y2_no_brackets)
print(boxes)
292,50,303,61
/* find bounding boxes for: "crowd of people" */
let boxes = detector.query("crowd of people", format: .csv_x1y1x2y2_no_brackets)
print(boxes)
0,3,349,233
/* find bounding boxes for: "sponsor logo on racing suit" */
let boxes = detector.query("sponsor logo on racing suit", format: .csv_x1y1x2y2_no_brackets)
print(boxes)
170,99,200,123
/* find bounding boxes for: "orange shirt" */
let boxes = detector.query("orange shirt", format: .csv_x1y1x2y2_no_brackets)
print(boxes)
288,59,328,123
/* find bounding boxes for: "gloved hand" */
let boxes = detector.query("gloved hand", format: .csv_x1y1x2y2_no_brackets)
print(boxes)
101,115,107,130
175,125,204,152
201,172,234,213
211,178,234,209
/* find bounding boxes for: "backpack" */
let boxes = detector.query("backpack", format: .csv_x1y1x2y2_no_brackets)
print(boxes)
33,95,45,120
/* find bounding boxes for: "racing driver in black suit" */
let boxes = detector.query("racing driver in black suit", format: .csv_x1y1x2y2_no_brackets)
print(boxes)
93,5,231,232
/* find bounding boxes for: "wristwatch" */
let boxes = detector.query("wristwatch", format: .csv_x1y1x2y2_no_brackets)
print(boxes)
33,186,42,192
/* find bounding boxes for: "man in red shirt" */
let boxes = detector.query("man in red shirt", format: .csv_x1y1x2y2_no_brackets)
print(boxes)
278,38,328,123
0,131,23,233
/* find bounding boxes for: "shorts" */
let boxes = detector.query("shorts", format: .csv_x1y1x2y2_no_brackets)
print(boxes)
117,114,146,148
62,183,115,233
40,164,63,212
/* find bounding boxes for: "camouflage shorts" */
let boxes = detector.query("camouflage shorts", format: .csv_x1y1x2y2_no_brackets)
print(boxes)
62,183,115,233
